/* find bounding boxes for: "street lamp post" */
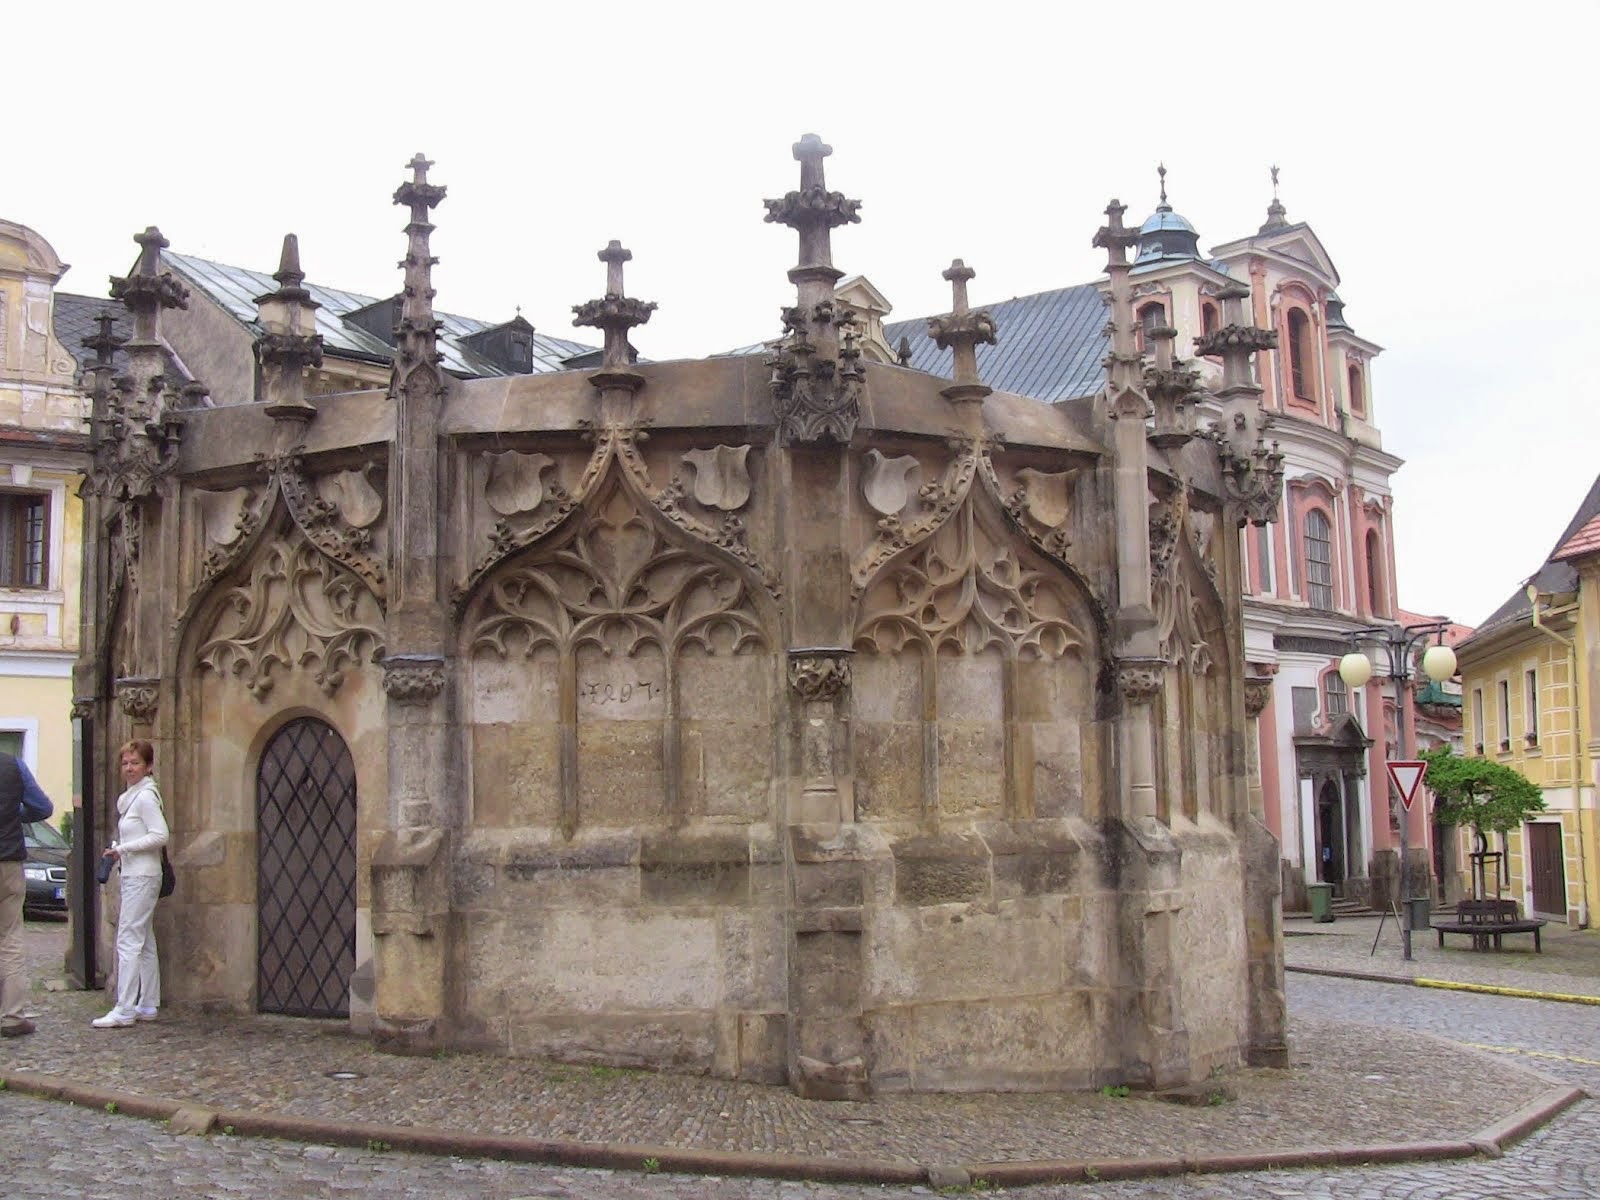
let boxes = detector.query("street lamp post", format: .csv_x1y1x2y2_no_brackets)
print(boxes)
1337,619,1457,961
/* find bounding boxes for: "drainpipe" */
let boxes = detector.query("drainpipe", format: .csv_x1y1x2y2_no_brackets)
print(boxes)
1529,588,1588,928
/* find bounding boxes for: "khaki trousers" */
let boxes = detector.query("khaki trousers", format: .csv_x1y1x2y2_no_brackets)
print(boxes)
0,860,26,1028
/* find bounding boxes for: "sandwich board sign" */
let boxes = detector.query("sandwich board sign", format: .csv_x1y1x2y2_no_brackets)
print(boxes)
1387,760,1428,812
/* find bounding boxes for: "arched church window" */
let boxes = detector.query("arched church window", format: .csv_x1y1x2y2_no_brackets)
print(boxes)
1287,308,1314,400
1201,301,1220,336
1347,361,1365,416
1304,508,1333,610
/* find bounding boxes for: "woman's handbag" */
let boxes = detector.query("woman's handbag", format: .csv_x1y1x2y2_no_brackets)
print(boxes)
159,847,176,898
95,853,114,885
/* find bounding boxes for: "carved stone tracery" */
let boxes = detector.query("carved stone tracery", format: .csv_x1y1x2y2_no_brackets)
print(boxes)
1149,487,1217,674
196,535,385,700
469,485,770,664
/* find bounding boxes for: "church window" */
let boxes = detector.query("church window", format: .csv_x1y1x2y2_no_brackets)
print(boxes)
1137,302,1166,353
1365,529,1385,617
1201,301,1220,335
1347,361,1365,416
1287,308,1314,400
0,492,48,589
1324,671,1347,718
1303,509,1333,610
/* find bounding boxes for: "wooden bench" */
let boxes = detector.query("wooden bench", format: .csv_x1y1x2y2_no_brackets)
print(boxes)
1432,898,1546,952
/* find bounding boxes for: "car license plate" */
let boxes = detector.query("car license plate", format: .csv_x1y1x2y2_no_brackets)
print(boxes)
54,887,65,900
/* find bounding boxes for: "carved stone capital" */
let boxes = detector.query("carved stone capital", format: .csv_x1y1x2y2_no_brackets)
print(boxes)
1116,658,1166,703
115,676,160,723
788,650,853,703
382,654,447,706
70,696,97,722
1243,675,1275,719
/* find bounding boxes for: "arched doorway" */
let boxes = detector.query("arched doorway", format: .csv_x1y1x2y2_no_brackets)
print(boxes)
256,717,357,1017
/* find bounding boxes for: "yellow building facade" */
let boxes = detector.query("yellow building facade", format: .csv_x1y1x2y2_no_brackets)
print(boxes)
0,220,90,815
1456,475,1600,927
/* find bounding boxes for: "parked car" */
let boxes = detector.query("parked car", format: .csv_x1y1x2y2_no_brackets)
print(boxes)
22,820,68,917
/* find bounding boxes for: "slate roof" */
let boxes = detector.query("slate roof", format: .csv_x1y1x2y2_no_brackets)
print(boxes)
883,283,1110,404
163,251,598,380
1470,472,1600,636
53,293,129,375
53,292,185,387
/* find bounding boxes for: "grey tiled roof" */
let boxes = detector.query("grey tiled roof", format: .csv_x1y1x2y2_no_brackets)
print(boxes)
163,252,597,379
53,293,184,386
52,293,128,375
1471,472,1600,635
884,283,1109,404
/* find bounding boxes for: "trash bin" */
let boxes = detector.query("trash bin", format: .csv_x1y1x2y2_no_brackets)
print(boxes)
1405,896,1431,932
1307,882,1334,923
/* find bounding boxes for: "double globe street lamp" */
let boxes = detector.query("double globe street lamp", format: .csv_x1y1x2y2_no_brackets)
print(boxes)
1337,620,1458,961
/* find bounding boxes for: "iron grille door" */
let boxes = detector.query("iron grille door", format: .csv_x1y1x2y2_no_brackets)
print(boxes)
257,718,356,1017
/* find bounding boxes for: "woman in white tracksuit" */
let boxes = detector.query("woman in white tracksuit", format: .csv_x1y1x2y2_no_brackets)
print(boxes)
93,739,168,1028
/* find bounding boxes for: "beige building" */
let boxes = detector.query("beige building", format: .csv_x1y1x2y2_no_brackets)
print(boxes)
1455,475,1600,926
0,221,91,813
76,143,1290,1096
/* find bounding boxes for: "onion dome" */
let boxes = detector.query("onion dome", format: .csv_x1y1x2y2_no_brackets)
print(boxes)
1134,164,1201,268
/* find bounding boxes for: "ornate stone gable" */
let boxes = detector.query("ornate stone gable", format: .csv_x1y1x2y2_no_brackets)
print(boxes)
195,532,385,700
468,481,770,662
855,454,1088,661
1149,485,1223,674
456,422,778,614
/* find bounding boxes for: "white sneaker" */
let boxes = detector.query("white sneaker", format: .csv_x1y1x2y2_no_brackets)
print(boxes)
135,1007,159,1022
91,1009,137,1029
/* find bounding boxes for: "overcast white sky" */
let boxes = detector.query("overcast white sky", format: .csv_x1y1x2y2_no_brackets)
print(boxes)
10,2,1596,627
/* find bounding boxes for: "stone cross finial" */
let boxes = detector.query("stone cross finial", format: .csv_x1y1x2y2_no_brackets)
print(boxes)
943,259,975,314
1093,199,1137,268
599,240,632,296
928,259,997,404
573,242,656,377
133,226,168,276
793,133,831,190
1271,164,1280,199
407,152,434,185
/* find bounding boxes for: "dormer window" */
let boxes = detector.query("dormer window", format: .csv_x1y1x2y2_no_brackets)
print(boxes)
1287,308,1315,401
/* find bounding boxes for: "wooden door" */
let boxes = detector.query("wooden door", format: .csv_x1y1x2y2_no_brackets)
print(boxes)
1527,821,1567,917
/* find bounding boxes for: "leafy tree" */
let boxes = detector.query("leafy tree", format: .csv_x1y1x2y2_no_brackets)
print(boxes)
1419,745,1545,835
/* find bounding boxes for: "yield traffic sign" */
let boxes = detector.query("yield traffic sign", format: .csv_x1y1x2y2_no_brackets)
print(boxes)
1387,760,1428,812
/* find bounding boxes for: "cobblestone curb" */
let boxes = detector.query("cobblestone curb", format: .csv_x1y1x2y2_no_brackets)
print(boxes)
1288,964,1600,1007
0,1069,1584,1189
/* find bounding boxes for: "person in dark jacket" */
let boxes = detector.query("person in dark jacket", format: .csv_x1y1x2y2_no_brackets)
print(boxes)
1,751,55,1037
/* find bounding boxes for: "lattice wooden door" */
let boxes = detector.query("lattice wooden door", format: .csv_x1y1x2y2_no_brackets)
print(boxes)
256,717,356,1017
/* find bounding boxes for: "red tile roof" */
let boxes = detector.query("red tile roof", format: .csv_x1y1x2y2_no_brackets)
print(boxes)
1553,513,1600,563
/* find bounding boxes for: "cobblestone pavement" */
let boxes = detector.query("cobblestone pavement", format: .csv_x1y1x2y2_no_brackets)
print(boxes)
5,917,1599,1198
